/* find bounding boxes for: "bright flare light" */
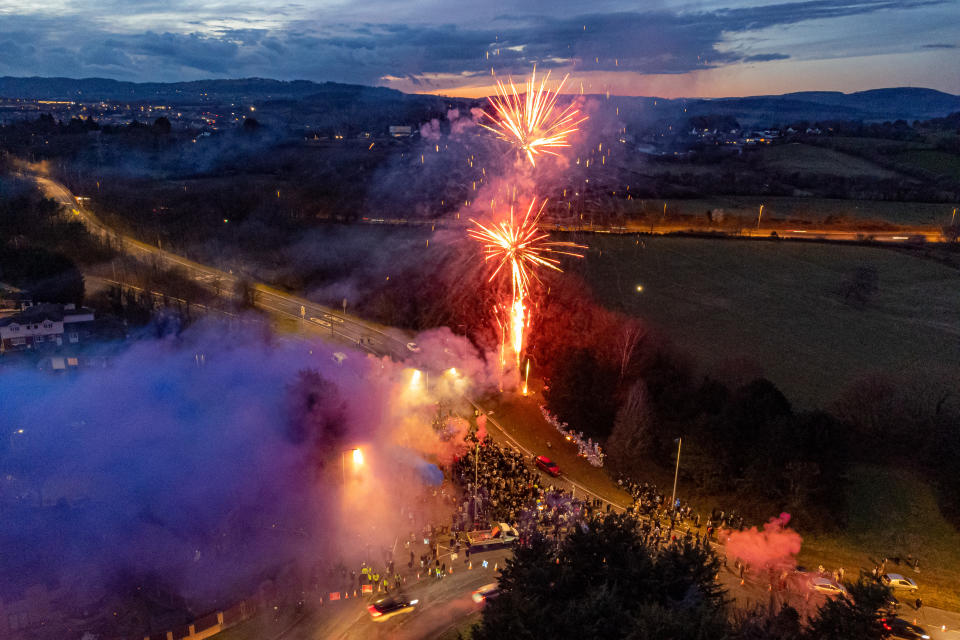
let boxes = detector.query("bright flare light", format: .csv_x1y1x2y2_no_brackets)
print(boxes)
480,68,587,166
352,448,364,466
469,197,585,368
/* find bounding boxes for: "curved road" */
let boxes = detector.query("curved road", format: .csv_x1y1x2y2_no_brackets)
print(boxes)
35,173,410,360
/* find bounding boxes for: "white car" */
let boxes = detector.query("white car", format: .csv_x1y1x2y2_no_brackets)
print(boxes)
406,342,421,352
471,583,501,603
810,576,847,596
881,573,919,593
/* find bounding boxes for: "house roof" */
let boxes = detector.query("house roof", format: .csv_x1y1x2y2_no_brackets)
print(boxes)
0,303,93,327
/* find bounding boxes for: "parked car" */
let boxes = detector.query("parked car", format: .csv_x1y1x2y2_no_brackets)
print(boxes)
881,574,919,593
535,455,561,477
880,617,930,639
406,342,421,352
465,523,519,551
809,576,847,596
367,595,419,622
472,582,501,603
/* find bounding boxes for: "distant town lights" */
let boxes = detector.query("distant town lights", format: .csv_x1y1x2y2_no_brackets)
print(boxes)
635,284,644,292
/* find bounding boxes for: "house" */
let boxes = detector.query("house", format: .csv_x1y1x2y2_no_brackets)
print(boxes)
0,283,30,313
0,303,95,353
388,125,413,137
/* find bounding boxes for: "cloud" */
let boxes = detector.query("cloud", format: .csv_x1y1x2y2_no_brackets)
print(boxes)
0,0,950,84
921,42,956,48
742,53,791,62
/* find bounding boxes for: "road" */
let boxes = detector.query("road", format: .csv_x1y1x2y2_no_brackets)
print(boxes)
273,547,510,640
31,171,960,639
35,174,410,360
357,213,948,244
612,221,946,243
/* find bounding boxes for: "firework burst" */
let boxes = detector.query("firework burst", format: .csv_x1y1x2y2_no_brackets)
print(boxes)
480,68,587,166
469,197,585,369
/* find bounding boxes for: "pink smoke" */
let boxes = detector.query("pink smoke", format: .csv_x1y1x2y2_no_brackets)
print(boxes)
476,413,488,441
420,118,442,141
724,513,802,571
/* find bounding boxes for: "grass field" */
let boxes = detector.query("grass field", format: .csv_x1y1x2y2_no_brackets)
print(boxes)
816,136,932,157
756,142,900,178
798,466,960,612
819,136,960,181
894,149,960,182
579,235,960,408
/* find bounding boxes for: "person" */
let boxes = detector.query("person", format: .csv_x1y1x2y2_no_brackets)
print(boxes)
915,597,923,611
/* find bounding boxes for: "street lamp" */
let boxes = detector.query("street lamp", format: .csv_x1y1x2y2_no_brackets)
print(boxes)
341,447,361,484
670,437,682,518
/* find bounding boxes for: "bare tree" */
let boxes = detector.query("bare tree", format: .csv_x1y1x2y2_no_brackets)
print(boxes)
607,380,654,470
615,319,648,382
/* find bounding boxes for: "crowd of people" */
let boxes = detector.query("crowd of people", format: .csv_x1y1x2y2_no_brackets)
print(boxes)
451,436,617,538
618,475,745,534
540,405,605,467
453,437,546,526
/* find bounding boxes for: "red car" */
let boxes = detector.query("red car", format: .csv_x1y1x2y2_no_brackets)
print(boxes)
535,455,561,477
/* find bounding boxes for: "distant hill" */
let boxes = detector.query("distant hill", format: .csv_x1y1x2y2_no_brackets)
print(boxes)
0,77,956,126
669,89,960,126
0,76,410,104
607,88,959,128
779,88,960,119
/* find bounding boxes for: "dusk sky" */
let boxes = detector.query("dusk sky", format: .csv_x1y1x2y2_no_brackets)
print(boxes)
0,0,957,97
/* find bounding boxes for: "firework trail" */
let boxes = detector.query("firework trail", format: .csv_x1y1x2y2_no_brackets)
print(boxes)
480,67,587,167
469,197,585,369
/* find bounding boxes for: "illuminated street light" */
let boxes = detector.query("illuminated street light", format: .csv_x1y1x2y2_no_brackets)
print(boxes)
670,437,682,520
341,447,361,484
635,284,644,293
